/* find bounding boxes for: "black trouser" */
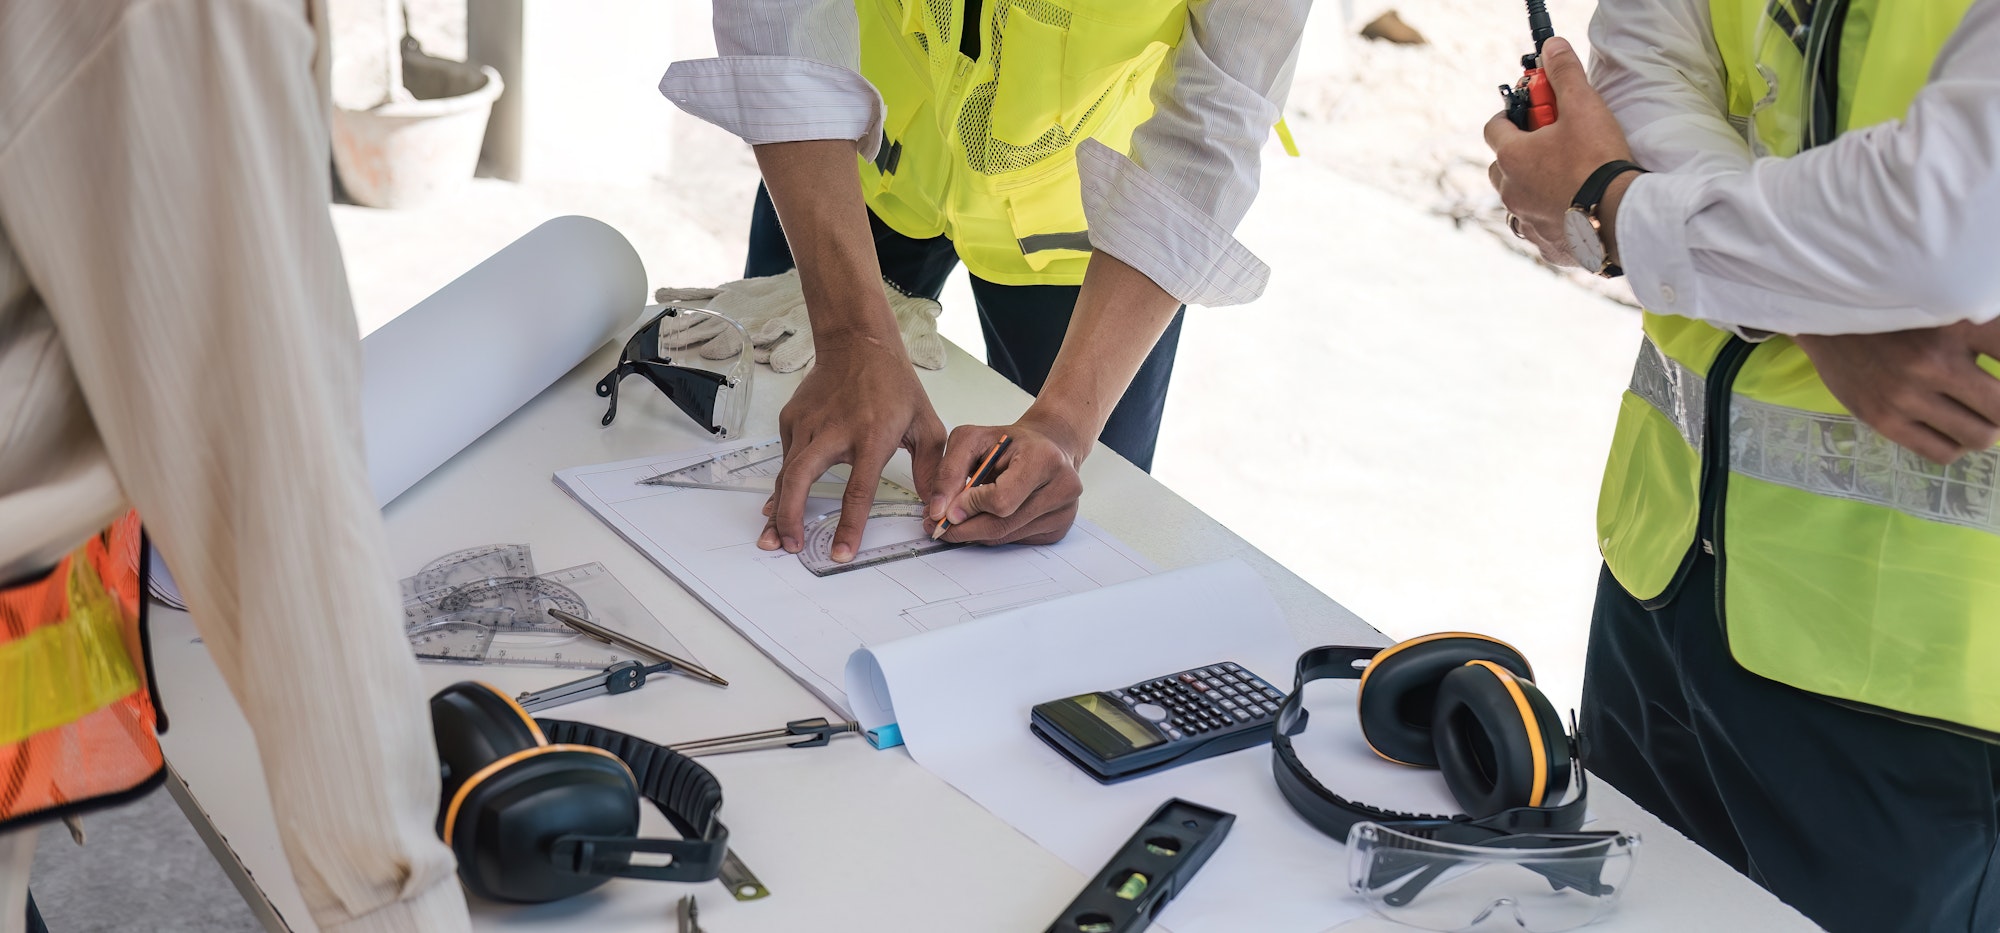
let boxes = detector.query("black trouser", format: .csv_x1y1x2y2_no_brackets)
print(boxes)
26,893,46,933
745,183,1186,472
1582,555,2000,933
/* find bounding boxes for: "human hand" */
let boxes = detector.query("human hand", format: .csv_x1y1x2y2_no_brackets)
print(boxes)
925,410,1089,546
1793,320,2000,464
758,338,946,561
1483,37,1636,267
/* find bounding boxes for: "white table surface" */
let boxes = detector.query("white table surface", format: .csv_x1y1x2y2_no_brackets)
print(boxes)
153,337,1820,932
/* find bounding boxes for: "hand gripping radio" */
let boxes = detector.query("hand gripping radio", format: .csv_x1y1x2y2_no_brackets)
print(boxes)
1500,0,1559,130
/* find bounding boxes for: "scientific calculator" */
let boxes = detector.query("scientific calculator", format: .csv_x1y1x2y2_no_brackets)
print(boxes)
1030,662,1288,784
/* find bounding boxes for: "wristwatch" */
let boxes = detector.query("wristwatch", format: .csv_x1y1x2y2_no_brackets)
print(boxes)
1564,160,1647,278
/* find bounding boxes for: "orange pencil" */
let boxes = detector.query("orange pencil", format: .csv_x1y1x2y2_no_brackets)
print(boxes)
932,434,1012,539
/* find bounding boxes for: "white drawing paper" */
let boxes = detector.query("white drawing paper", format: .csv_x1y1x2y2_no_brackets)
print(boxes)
844,559,1406,933
554,441,1157,713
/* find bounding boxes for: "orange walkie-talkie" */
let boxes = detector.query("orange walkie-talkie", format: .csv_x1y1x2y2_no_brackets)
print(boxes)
1500,0,1558,129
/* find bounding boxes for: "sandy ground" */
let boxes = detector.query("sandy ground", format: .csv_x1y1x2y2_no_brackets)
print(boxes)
358,0,1639,712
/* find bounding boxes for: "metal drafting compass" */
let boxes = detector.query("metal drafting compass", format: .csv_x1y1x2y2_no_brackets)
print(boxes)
797,501,966,576
640,440,920,502
515,660,676,713
668,718,862,757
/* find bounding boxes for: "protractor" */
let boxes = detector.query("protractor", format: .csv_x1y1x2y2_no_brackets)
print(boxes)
797,502,967,577
408,543,534,596
433,575,586,629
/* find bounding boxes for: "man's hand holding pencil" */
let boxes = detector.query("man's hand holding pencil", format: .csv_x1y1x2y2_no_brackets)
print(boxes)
926,412,1087,546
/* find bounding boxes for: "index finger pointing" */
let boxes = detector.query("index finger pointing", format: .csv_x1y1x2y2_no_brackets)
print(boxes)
770,440,843,553
831,451,893,563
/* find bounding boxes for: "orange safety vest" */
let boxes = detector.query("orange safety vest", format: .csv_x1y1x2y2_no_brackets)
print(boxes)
0,511,163,831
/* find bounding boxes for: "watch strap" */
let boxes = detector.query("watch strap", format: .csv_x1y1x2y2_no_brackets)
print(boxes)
1570,159,1647,211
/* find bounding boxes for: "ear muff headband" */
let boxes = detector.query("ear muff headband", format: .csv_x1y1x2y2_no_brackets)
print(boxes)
1272,643,1588,841
442,743,630,844
533,718,729,883
1357,631,1535,693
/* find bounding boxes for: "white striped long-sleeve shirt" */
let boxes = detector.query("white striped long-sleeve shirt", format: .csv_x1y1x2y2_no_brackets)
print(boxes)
1595,0,2000,333
0,1,468,929
662,0,1311,307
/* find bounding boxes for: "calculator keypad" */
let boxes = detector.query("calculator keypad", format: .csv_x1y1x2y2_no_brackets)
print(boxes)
1118,663,1283,740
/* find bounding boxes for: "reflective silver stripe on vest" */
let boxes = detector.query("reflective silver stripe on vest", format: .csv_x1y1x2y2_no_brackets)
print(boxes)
1730,398,2000,535
1630,338,2000,533
1629,337,1706,452
1017,231,1093,255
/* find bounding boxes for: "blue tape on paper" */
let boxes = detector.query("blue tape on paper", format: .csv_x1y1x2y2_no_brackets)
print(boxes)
866,723,904,749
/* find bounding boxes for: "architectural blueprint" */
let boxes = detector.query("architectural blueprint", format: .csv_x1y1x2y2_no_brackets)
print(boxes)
555,440,1157,713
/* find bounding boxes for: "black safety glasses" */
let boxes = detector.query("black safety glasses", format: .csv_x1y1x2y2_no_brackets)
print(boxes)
596,306,749,437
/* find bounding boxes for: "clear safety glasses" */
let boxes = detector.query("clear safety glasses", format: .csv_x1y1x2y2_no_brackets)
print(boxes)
1348,821,1640,932
596,306,751,439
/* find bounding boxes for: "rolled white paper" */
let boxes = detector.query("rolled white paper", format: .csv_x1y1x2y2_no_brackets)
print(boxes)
150,215,644,608
361,214,645,505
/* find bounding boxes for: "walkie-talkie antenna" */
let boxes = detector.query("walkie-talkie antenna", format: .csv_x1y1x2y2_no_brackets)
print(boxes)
1525,0,1555,52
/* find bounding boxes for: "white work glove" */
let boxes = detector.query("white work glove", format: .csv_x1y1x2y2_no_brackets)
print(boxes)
652,270,946,374
652,270,804,360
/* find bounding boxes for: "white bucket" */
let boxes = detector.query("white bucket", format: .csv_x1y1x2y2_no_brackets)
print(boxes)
333,45,504,209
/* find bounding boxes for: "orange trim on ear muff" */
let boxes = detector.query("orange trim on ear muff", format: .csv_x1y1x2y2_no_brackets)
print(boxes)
472,681,549,746
1356,631,1536,693
441,743,631,844
1463,660,1548,807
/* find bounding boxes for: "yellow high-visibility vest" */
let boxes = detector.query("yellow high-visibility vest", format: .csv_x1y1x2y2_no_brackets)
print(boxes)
855,0,1186,286
1599,0,1999,738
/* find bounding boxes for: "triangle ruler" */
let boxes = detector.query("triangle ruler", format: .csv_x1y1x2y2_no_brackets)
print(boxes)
641,440,920,503
797,501,966,576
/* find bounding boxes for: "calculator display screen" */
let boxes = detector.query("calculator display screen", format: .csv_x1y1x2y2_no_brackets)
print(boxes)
1075,694,1161,752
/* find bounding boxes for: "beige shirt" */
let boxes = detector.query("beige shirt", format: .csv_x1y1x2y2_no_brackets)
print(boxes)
0,0,467,929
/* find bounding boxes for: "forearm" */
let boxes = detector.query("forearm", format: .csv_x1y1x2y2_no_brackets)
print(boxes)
1029,253,1183,456
753,141,903,356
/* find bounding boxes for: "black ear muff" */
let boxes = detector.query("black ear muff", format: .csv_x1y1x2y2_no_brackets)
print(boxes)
1356,633,1535,766
1430,660,1572,819
431,682,548,817
442,745,638,903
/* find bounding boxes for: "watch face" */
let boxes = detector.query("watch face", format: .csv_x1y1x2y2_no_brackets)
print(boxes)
1564,208,1606,273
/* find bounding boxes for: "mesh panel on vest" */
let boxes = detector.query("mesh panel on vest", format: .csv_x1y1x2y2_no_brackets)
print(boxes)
925,0,953,65
957,1,1114,176
0,512,160,831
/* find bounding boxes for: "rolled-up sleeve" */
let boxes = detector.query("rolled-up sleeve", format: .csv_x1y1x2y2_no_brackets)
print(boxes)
660,0,883,158
1084,0,1310,307
1598,0,2000,334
